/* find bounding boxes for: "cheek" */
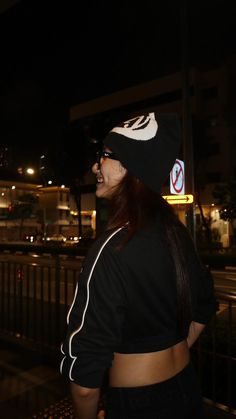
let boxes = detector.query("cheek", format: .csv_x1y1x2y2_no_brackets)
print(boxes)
110,168,126,185
102,160,126,186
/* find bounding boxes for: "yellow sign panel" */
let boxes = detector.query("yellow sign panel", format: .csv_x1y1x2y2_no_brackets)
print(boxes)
163,194,194,205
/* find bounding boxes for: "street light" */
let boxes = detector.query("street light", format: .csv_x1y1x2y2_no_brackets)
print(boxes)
24,165,47,242
26,167,35,175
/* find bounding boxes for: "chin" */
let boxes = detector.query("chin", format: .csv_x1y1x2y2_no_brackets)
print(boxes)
96,186,112,199
96,187,106,199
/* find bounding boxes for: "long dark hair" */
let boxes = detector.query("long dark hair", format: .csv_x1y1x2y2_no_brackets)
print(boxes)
106,172,192,333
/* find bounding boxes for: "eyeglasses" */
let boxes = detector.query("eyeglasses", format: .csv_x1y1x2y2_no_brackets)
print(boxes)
96,149,118,166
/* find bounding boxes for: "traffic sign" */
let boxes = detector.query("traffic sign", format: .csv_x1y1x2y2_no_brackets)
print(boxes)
163,194,194,205
170,159,185,195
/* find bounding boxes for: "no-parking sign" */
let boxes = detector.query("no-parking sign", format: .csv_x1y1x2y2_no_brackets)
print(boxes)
170,159,185,195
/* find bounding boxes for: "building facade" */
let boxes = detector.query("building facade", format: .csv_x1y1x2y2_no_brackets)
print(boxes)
69,56,236,248
0,180,96,242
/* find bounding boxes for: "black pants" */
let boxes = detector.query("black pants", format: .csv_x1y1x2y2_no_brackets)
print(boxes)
105,362,206,419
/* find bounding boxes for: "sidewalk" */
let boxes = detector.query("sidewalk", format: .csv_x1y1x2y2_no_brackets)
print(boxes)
0,339,68,419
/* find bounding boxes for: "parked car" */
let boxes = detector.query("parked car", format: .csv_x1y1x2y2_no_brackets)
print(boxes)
23,234,37,243
45,234,67,244
65,236,80,246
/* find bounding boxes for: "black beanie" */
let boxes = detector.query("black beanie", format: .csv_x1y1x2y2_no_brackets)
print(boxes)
104,112,181,193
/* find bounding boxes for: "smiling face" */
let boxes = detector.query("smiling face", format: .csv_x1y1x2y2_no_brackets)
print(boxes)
92,148,127,199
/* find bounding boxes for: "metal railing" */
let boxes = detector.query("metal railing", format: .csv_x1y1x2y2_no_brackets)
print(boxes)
192,290,236,415
0,250,235,415
0,251,84,353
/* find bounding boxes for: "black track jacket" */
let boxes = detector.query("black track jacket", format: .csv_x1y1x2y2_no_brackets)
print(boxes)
60,222,216,388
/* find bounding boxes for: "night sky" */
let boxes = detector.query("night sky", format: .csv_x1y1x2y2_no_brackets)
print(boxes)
0,0,235,175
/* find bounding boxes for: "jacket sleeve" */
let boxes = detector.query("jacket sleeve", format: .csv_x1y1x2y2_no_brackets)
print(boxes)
60,240,126,388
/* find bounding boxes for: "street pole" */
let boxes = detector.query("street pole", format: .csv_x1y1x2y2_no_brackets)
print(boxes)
39,155,48,241
43,206,47,241
77,184,82,238
180,0,196,243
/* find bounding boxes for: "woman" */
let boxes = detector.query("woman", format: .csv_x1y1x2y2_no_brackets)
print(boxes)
60,112,216,419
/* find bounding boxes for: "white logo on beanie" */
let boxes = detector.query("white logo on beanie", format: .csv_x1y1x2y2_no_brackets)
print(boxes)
111,112,158,141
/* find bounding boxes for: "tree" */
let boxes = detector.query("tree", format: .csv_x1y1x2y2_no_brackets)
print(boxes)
212,181,236,246
8,194,38,240
192,116,213,248
44,121,96,237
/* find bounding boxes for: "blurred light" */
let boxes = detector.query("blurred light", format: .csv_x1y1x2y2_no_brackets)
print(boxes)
70,210,78,216
8,203,13,213
48,180,52,185
61,185,65,188
26,167,35,175
12,185,16,189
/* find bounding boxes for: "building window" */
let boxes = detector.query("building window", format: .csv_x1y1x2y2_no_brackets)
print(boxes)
59,191,69,202
0,208,8,220
61,210,66,219
59,209,69,219
0,147,9,167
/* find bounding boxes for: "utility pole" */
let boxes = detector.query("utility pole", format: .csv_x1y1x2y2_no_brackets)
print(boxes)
39,155,48,241
180,0,196,242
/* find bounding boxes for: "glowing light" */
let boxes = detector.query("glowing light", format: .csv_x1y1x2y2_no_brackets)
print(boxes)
26,168,35,175
162,194,194,205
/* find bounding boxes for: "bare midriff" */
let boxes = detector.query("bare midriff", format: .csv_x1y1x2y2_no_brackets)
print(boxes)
109,340,190,387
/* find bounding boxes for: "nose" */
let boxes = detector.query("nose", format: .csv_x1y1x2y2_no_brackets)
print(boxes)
92,162,100,174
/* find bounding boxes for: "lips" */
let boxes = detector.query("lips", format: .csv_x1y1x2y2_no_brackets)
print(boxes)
96,172,104,184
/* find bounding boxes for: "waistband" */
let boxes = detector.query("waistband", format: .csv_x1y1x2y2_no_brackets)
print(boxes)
106,362,197,410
